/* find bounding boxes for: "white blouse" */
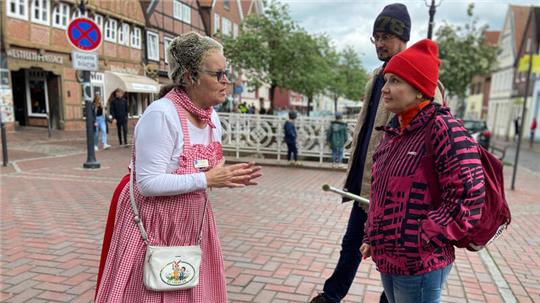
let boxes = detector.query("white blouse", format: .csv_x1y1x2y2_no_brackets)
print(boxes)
134,98,222,197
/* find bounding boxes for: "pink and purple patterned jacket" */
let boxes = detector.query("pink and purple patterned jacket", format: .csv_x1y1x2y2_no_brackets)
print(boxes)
365,104,485,275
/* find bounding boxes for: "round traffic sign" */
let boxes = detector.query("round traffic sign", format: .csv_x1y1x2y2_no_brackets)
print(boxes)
67,18,102,52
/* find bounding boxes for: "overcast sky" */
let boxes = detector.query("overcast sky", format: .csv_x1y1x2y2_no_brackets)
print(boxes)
282,0,538,70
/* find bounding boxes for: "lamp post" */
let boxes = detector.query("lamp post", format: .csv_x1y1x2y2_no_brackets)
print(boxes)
426,0,443,39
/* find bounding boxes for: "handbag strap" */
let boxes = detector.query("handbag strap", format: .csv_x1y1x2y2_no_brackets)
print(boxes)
128,162,208,246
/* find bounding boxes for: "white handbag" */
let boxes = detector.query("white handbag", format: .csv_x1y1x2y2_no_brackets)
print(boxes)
128,165,207,291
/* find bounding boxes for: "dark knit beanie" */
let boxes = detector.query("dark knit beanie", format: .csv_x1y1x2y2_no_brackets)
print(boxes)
373,3,411,42
384,39,440,98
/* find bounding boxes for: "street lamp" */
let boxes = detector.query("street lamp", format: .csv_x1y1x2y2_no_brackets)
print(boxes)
425,0,443,39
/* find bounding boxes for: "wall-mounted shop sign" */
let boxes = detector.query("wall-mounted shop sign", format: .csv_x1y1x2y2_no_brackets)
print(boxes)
6,49,64,65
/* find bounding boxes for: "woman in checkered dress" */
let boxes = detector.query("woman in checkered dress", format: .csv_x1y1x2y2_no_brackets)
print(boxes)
95,32,261,302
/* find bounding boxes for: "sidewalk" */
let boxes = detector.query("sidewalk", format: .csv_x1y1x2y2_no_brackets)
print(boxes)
492,138,540,176
1,128,540,302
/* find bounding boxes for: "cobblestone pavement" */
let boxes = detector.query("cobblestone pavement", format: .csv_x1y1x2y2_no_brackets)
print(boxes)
1,129,539,302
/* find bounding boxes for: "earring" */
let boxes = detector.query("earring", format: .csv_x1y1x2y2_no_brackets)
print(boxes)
416,93,423,100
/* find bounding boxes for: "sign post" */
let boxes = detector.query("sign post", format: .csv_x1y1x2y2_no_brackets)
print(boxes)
67,10,102,169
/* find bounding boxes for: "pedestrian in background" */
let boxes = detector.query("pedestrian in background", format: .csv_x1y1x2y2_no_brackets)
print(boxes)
93,95,111,151
109,88,129,146
284,111,298,164
327,112,348,167
361,39,485,303
514,116,520,142
531,117,537,148
95,32,261,302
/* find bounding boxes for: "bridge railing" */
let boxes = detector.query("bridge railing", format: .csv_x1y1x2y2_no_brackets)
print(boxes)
218,113,357,163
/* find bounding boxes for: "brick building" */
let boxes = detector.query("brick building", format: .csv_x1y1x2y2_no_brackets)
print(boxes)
142,0,207,85
1,0,158,130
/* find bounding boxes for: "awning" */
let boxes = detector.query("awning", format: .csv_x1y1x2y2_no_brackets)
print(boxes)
104,71,160,99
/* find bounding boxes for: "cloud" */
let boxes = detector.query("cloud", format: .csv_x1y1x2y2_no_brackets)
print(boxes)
283,0,538,70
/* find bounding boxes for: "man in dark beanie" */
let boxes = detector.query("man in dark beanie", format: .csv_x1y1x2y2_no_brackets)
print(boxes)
311,3,445,303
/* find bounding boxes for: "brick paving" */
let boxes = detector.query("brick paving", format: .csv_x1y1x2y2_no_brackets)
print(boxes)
1,129,539,302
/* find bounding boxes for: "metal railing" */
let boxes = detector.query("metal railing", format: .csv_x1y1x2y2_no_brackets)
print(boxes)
218,113,357,163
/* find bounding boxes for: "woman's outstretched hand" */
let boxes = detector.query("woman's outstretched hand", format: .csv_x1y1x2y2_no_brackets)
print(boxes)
205,160,262,188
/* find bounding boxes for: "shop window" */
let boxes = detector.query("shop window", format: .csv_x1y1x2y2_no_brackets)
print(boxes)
31,0,50,26
93,14,103,31
128,95,137,117
164,37,173,64
147,31,159,61
131,27,141,49
26,70,49,117
0,69,9,87
71,7,87,20
105,18,117,42
52,2,69,29
222,17,232,36
214,13,220,34
118,23,130,45
6,0,28,20
173,1,191,24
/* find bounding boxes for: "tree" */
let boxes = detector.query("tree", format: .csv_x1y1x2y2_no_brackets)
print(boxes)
286,31,333,116
327,46,369,114
220,1,299,110
436,3,499,118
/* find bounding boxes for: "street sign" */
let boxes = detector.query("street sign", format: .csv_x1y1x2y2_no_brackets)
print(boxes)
72,51,98,71
67,18,102,52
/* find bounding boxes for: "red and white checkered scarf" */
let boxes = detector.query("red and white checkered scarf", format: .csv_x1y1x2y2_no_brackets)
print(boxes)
166,88,215,128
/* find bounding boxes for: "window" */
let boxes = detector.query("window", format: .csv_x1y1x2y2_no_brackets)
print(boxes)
52,2,69,29
222,17,232,36
173,1,191,24
164,37,173,64
182,3,191,24
105,18,117,42
224,0,230,10
7,0,28,20
233,23,239,38
131,27,141,49
71,7,87,20
118,23,130,45
93,14,103,31
26,70,49,117
214,13,220,34
147,31,159,61
31,0,50,25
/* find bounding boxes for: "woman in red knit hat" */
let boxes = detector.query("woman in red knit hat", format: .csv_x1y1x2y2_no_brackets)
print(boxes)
360,39,486,303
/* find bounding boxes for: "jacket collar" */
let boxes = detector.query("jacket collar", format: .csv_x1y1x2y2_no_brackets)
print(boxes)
378,103,449,136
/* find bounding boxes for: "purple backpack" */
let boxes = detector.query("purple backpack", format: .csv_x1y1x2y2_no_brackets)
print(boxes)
424,115,511,251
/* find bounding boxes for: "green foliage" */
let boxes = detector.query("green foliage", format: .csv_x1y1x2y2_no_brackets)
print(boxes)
436,3,499,116
328,46,368,102
220,1,299,97
220,0,367,111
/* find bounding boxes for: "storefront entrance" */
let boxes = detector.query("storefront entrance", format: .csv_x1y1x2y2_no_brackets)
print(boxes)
11,69,62,129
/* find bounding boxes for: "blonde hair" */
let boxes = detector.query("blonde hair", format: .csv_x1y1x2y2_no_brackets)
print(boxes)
93,95,102,108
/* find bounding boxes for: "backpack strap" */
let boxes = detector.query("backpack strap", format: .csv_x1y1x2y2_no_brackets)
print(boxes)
424,111,443,209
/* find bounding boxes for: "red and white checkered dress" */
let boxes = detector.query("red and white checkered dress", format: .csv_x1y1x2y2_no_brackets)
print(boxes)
96,95,227,302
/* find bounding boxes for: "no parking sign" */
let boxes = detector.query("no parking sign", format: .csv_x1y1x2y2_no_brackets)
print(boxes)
66,18,102,52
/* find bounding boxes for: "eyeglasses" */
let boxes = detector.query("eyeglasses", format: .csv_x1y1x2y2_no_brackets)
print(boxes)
201,69,230,82
370,34,396,44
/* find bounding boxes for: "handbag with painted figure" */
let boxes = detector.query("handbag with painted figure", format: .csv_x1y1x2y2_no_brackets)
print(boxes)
128,164,206,291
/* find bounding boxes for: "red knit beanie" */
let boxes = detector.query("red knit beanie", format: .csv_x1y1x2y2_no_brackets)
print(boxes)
384,39,440,98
